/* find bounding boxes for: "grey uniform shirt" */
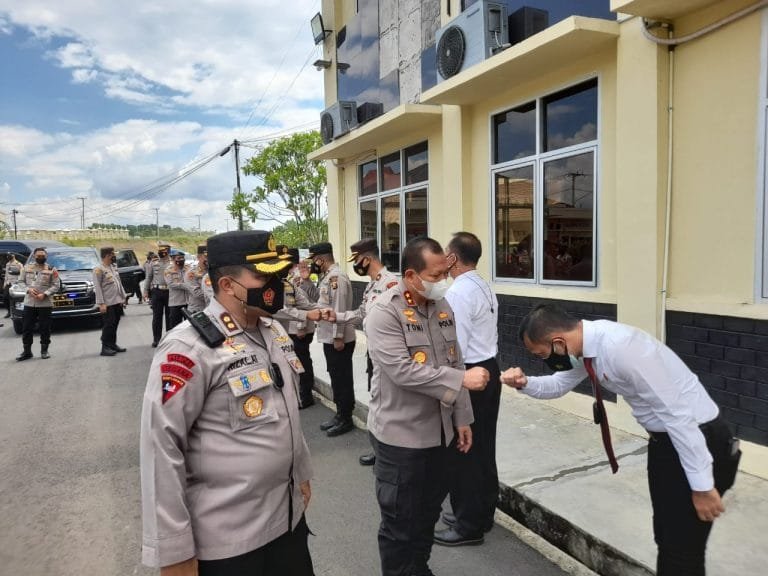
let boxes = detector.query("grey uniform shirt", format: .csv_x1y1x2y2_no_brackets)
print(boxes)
274,282,320,335
93,263,126,306
315,263,355,344
184,265,208,313
201,272,213,307
165,264,191,306
4,260,22,287
18,262,60,308
145,257,171,290
337,267,399,329
366,281,474,448
140,298,313,567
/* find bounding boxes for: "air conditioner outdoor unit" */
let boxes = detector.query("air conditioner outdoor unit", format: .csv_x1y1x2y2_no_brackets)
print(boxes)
357,102,384,124
435,0,509,83
508,6,548,46
320,101,358,144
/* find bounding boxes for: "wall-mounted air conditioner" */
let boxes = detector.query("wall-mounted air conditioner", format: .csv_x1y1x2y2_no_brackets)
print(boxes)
320,101,358,144
435,0,509,82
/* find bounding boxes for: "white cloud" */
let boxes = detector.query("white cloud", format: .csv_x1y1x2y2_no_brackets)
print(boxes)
71,68,97,83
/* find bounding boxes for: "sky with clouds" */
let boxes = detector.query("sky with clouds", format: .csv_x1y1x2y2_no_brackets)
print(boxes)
0,0,325,234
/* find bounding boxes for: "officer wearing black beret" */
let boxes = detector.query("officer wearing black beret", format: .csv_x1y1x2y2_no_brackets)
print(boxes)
141,230,315,576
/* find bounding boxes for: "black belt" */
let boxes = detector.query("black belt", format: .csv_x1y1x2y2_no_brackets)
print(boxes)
647,415,723,442
465,357,498,369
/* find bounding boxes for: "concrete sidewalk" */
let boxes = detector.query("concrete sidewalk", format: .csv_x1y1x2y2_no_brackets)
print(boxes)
308,335,768,576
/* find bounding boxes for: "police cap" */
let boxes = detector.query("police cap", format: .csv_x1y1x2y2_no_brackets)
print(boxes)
276,245,300,265
207,230,291,275
157,241,171,249
347,238,379,262
197,244,207,255
308,242,333,258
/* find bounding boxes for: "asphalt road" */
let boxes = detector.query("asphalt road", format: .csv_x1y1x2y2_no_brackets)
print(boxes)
0,305,570,576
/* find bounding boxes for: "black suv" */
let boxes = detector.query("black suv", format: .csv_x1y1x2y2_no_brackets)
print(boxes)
9,246,102,334
116,249,145,299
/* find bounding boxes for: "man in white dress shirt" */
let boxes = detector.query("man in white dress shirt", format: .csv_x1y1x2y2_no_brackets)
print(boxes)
501,303,740,576
434,232,501,547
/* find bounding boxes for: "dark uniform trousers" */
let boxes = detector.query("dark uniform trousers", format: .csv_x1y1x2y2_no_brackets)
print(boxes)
322,341,356,420
22,306,52,351
167,305,186,331
197,515,314,576
4,285,12,315
150,288,170,342
371,434,448,576
101,304,123,347
291,333,316,406
448,357,502,536
648,415,739,576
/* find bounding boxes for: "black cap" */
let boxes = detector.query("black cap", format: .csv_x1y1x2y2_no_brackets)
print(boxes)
197,244,207,255
347,238,379,262
308,242,333,258
276,245,300,265
207,230,291,275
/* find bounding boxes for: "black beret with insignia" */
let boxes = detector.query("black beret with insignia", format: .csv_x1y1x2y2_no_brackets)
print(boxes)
308,242,333,258
197,244,207,255
207,230,291,275
347,238,379,262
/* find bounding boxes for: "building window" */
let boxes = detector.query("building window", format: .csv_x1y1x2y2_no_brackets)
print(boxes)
358,142,429,273
492,78,598,285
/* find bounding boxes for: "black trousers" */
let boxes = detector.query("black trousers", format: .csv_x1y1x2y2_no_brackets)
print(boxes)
291,332,316,405
168,305,186,330
22,306,52,351
4,285,12,315
197,515,314,576
371,434,449,576
323,341,356,419
448,357,502,535
648,416,739,576
150,288,170,342
101,304,123,347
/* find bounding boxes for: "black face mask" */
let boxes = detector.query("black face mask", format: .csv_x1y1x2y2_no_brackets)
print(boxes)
110,255,117,264
158,251,168,258
543,340,574,372
35,257,46,265
353,258,370,277
175,259,185,267
310,260,322,275
232,275,285,315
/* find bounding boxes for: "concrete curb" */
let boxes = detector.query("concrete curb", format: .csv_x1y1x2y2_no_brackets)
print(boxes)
311,383,653,576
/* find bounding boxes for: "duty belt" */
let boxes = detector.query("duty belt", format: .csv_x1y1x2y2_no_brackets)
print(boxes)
152,284,168,290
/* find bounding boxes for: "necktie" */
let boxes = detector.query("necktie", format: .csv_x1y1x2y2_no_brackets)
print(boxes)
584,357,619,474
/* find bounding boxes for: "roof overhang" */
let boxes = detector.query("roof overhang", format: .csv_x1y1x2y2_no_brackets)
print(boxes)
308,104,443,162
420,16,620,107
611,0,723,20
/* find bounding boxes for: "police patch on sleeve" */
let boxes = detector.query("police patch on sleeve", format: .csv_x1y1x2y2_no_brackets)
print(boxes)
162,375,186,404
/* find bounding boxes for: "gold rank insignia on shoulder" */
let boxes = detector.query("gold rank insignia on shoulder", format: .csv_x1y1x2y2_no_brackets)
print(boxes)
403,309,415,317
438,312,449,319
413,351,427,364
243,395,264,417
403,291,415,306
220,312,238,332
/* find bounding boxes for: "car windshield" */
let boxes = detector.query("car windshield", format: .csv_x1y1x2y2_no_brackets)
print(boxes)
36,250,99,271
116,250,138,267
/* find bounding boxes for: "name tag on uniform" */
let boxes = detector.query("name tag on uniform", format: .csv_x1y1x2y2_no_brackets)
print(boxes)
228,369,272,397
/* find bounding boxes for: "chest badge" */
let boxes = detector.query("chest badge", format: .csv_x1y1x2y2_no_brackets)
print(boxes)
243,395,264,417
438,311,449,319
413,351,427,364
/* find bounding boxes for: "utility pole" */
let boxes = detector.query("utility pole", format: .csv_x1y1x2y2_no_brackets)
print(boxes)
220,139,244,231
153,207,159,240
77,196,87,229
11,209,18,239
195,214,202,236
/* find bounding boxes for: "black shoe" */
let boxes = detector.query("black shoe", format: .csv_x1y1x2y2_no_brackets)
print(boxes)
299,398,315,410
359,453,376,466
109,344,127,352
433,527,484,547
320,414,341,431
16,351,33,361
151,341,159,348
41,350,50,360
441,512,493,533
327,419,354,437
100,347,117,357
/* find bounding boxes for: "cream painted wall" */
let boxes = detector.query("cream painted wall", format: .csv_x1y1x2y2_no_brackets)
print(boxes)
667,8,764,315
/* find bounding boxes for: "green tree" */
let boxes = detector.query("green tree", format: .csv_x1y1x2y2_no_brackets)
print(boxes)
271,218,328,248
241,130,327,243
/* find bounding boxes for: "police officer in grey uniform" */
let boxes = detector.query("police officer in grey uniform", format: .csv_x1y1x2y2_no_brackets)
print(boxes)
335,238,398,466
93,246,127,357
4,252,22,319
184,244,208,314
165,251,190,330
16,247,60,361
145,242,172,347
365,236,489,576
308,242,357,437
140,230,314,576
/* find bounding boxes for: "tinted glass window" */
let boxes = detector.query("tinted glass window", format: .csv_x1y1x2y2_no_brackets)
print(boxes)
405,142,428,184
381,194,401,273
360,200,377,240
405,189,428,241
360,160,378,196
495,165,534,279
41,250,99,271
116,250,139,267
543,78,598,152
380,152,401,191
494,101,536,163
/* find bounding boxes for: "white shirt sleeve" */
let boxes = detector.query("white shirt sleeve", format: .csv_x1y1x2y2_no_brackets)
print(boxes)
523,364,589,399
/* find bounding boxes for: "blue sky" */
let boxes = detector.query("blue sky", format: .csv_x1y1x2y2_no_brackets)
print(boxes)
0,1,325,233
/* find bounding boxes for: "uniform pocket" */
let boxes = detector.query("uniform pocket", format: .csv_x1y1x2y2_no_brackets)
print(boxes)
374,461,400,520
228,392,279,432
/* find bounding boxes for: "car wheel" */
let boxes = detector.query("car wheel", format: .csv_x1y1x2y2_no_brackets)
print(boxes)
13,319,23,335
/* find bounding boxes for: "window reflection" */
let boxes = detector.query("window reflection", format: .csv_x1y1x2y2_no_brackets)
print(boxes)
360,161,377,196
543,78,598,152
542,152,594,282
405,142,429,184
494,101,536,163
380,152,401,191
381,195,401,273
495,165,535,279
360,200,377,240
405,190,428,241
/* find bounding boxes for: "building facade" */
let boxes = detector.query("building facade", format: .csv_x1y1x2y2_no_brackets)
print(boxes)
310,0,768,477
